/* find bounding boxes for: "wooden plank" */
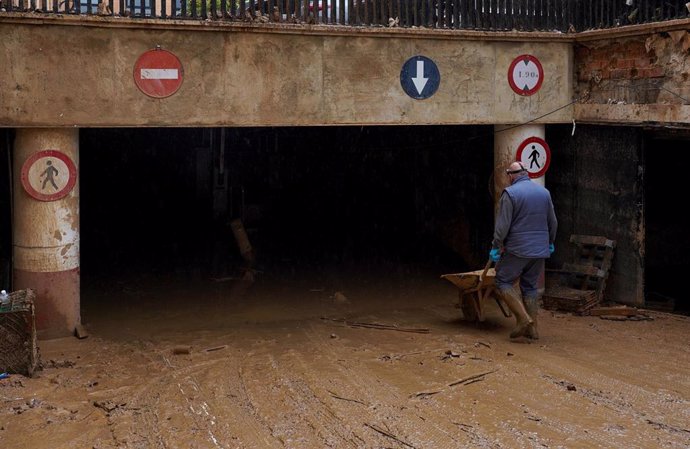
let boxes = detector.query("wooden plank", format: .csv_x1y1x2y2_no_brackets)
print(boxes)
590,306,639,317
570,235,616,248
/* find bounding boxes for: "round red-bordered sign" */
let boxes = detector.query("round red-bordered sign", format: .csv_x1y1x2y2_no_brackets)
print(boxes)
516,137,551,178
508,54,544,96
133,48,184,99
21,150,77,202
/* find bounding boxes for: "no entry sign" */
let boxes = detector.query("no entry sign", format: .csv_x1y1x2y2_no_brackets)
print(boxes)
133,48,184,98
508,54,544,96
21,150,77,201
516,137,551,178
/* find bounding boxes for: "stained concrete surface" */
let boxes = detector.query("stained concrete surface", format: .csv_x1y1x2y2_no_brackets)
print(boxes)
1,275,689,448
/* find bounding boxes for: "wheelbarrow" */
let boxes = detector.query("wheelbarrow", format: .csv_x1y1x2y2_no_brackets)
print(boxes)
441,260,512,322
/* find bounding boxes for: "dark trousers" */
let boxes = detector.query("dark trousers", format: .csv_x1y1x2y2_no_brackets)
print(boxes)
495,253,544,298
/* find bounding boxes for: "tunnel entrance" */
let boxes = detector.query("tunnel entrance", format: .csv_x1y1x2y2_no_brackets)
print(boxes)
644,132,690,314
80,126,494,315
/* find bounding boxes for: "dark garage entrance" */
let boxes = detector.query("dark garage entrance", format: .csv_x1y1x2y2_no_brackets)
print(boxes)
644,133,690,314
79,126,495,317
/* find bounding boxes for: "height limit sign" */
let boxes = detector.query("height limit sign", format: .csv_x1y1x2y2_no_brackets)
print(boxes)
508,54,544,96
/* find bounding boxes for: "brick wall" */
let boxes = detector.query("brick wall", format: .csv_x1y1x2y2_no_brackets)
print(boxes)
576,31,690,105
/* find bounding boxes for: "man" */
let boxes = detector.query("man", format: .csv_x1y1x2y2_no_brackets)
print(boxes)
490,161,557,339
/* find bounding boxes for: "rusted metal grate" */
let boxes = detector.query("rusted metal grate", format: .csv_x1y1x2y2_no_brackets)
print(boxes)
0,289,39,377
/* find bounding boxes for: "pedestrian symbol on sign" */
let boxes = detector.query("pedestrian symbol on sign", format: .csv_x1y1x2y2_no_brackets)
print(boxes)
41,160,59,190
21,150,77,202
528,145,541,169
516,137,551,179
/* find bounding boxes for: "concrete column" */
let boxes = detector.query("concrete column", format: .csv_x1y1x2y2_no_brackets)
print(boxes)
493,124,545,209
13,129,79,339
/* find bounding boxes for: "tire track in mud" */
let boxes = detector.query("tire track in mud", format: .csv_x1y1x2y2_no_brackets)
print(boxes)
540,373,690,448
267,319,495,448
494,338,690,449
77,314,690,449
93,344,281,449
238,351,367,448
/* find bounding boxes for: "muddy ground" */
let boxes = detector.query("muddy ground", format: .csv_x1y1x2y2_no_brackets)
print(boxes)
1,275,689,449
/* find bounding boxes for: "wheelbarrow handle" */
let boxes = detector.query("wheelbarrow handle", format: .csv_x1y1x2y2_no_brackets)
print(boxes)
478,259,493,287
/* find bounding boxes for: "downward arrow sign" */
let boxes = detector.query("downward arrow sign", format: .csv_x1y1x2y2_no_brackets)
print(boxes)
411,60,428,95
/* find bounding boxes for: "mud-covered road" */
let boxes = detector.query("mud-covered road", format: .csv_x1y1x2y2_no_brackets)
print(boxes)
2,277,689,448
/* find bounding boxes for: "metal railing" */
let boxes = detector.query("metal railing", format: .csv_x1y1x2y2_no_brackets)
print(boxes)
1,0,688,31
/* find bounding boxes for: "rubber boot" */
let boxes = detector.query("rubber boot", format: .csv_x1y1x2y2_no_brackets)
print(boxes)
498,286,533,339
523,295,540,340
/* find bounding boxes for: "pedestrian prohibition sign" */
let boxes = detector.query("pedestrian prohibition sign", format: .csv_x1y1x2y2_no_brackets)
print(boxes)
516,137,551,178
133,48,184,98
21,150,77,202
400,55,440,100
508,54,544,96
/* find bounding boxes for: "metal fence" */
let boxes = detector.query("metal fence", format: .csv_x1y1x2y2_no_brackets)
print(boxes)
1,0,688,31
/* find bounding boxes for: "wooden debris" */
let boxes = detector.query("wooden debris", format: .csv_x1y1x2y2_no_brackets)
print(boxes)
321,317,430,334
365,423,417,448
172,345,191,355
448,369,498,387
599,315,628,321
383,348,448,361
410,369,499,399
204,345,227,352
74,324,89,339
600,314,653,321
410,390,442,398
590,306,639,316
328,390,367,406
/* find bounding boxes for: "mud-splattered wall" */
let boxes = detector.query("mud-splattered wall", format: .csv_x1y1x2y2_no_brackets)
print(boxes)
547,124,644,306
575,30,690,104
574,28,690,125
0,16,572,127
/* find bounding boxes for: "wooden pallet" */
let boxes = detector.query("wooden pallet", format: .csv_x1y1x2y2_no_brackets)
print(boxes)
543,235,616,315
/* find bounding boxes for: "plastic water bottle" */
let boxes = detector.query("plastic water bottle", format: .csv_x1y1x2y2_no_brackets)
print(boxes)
0,290,9,310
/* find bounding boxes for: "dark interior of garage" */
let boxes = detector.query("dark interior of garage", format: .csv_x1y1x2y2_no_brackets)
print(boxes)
78,126,494,308
644,133,690,313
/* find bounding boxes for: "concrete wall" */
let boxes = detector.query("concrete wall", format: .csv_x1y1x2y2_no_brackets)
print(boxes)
547,124,644,306
0,15,573,127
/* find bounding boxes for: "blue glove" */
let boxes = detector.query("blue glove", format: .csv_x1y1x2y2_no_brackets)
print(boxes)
489,248,501,262
549,243,555,255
